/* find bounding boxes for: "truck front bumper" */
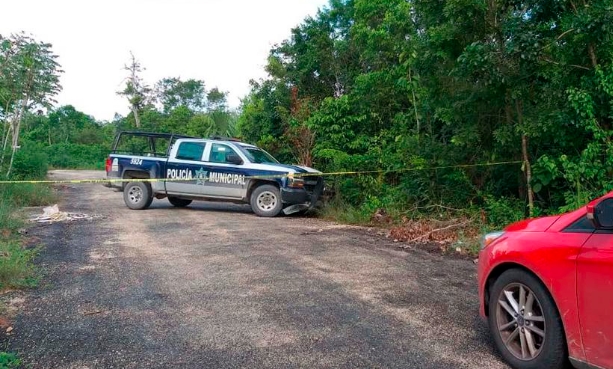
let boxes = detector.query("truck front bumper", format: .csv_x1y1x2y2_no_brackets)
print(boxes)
281,188,310,204
280,176,324,209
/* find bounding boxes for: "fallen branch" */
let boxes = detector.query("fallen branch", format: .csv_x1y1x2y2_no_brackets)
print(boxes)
403,221,472,245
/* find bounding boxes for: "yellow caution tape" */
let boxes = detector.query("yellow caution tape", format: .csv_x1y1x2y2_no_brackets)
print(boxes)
0,160,523,185
292,160,524,178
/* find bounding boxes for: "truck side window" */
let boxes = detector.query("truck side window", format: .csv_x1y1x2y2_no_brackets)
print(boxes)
210,144,239,164
176,142,205,161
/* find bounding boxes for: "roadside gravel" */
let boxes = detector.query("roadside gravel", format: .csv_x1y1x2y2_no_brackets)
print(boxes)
1,170,508,369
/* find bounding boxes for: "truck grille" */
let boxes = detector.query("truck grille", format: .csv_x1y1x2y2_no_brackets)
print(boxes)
304,176,324,203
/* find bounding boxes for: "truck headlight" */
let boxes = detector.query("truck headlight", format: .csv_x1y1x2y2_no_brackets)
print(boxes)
481,231,504,250
287,175,305,189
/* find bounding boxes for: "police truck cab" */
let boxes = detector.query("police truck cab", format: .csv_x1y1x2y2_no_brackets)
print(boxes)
105,132,324,217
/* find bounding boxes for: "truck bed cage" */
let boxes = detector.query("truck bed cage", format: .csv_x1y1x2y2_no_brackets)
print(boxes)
111,131,196,157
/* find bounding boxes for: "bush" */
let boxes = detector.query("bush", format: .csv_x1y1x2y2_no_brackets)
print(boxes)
44,143,107,169
10,148,48,180
0,183,55,209
484,196,526,227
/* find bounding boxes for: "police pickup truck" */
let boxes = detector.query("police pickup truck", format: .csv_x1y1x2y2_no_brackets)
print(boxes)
105,131,324,217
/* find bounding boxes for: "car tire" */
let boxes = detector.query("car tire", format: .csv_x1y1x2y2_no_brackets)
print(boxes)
488,269,567,369
123,181,153,210
168,197,192,208
250,184,282,217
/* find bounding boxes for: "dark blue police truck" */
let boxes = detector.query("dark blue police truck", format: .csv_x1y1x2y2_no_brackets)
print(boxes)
105,131,324,217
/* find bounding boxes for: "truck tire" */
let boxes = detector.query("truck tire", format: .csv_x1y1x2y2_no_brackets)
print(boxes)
168,197,192,208
250,184,282,217
123,181,153,210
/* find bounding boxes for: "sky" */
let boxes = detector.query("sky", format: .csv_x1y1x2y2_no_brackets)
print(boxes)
0,0,328,121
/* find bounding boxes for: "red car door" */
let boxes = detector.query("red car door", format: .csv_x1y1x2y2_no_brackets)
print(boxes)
577,233,613,368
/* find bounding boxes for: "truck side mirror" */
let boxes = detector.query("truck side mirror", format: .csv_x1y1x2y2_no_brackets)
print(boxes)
226,154,243,165
587,197,613,229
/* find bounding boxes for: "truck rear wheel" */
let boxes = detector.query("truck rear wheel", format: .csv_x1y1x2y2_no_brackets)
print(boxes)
124,181,153,210
250,184,282,217
168,197,192,208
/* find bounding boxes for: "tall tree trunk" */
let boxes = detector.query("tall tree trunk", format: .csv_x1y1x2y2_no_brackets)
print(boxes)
6,117,20,178
587,43,598,69
6,67,34,177
515,100,534,216
409,68,420,145
6,132,17,177
0,121,12,168
521,133,534,216
132,106,141,128
0,97,15,167
7,91,29,177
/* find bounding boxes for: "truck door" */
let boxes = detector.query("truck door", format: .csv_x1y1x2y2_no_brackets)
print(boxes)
200,143,248,199
165,141,207,196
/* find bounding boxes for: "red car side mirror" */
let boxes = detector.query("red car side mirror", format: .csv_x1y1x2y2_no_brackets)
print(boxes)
587,197,613,229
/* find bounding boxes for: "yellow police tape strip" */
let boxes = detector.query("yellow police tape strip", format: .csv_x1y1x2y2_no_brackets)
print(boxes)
0,160,523,185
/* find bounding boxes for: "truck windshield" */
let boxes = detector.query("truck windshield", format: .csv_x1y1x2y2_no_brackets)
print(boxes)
243,148,279,164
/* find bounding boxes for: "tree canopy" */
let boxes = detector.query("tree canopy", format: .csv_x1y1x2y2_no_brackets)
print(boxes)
238,0,613,221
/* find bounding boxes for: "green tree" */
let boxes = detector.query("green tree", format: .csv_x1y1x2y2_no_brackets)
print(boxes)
117,52,150,129
155,77,207,113
238,0,613,221
0,33,62,177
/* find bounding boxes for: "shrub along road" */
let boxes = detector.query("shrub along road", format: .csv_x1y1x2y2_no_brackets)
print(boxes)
4,170,508,368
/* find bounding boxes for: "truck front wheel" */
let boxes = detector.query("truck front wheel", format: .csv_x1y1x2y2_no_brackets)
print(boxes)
124,181,153,210
250,184,283,217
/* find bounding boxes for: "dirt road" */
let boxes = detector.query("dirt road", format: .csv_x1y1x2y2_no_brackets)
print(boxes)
4,170,508,368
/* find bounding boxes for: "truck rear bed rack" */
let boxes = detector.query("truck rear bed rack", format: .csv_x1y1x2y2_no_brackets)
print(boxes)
111,131,196,157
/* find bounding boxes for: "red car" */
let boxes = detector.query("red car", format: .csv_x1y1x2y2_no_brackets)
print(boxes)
478,192,613,369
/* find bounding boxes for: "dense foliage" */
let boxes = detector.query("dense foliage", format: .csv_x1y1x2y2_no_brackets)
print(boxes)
238,0,613,223
3,1,613,226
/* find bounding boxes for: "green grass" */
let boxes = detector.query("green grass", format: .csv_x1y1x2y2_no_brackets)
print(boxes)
0,183,55,291
1,183,56,208
0,202,22,235
0,352,20,369
320,203,372,224
0,242,39,290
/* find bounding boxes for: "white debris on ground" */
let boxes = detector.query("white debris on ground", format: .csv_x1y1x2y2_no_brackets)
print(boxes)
29,204,102,224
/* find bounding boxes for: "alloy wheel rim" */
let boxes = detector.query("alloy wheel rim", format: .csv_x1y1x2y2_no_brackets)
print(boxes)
257,191,277,212
496,283,546,361
128,186,143,204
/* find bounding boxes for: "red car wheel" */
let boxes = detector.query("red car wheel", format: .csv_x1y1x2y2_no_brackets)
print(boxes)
488,269,568,369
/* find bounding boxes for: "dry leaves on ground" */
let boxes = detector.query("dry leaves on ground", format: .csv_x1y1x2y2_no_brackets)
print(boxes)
388,217,480,256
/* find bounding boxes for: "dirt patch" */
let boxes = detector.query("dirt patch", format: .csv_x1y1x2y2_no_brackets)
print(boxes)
385,218,481,259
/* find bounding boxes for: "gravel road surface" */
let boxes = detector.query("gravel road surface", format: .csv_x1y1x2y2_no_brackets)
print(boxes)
3,170,508,368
